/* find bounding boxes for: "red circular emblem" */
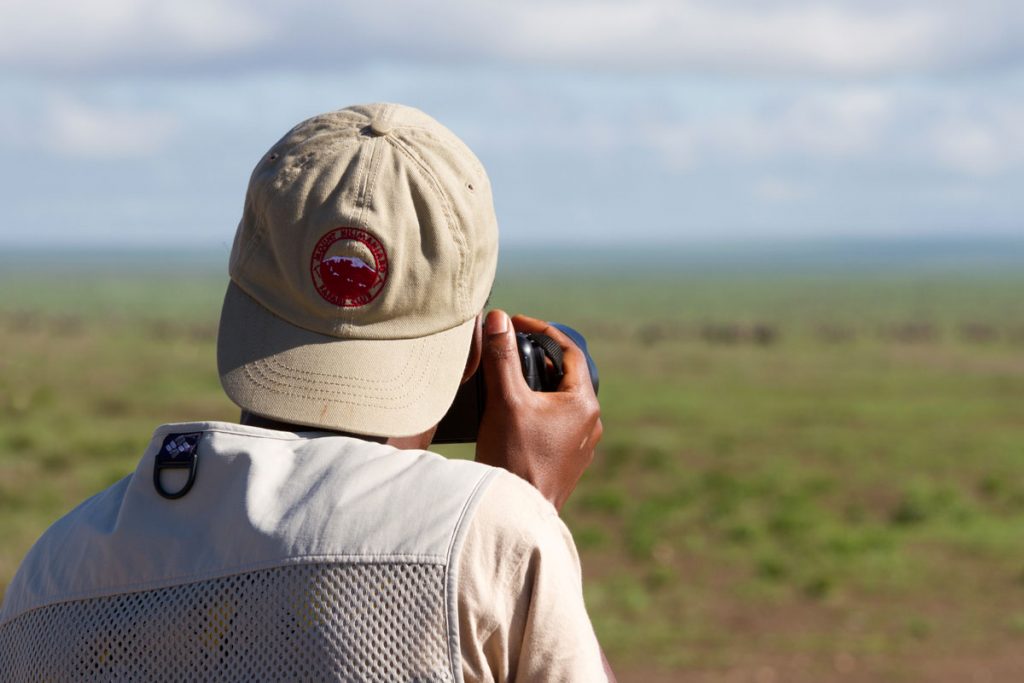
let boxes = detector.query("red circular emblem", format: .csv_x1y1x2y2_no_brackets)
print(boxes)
310,227,389,307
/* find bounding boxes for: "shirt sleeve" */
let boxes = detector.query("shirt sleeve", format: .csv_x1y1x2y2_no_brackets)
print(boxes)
457,470,606,683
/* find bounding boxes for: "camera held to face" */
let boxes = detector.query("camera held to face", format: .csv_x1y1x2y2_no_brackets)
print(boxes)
433,323,599,444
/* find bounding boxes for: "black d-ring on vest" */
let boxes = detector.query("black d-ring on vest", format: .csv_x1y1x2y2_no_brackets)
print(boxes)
153,432,202,500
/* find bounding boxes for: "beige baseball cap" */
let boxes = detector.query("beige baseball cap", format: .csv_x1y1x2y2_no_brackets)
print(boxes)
217,103,498,436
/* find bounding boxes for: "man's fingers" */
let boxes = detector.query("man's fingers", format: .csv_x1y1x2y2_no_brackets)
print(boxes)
508,313,547,334
510,314,591,392
482,309,527,402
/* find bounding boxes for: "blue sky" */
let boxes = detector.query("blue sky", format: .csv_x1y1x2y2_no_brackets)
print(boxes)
1,0,1022,248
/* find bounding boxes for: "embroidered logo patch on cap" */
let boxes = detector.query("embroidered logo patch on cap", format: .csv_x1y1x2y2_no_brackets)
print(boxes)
310,227,389,307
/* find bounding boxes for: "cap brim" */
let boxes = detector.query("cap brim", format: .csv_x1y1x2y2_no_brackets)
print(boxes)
217,281,475,437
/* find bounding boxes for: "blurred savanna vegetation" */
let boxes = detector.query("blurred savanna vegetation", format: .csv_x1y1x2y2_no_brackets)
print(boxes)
2,247,1024,681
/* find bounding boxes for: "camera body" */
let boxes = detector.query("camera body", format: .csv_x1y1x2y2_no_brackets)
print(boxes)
433,323,598,444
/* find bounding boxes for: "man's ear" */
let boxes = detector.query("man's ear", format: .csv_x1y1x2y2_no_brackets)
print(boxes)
461,312,484,383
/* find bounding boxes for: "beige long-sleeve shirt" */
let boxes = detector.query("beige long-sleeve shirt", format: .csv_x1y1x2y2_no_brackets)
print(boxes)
0,422,606,682
459,471,606,681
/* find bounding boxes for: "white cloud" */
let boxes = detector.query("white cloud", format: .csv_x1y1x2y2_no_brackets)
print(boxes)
1,0,1022,77
930,123,1006,176
505,2,943,75
44,98,180,159
0,0,270,73
753,177,810,203
925,103,1024,177
773,89,893,158
633,87,895,169
647,125,700,172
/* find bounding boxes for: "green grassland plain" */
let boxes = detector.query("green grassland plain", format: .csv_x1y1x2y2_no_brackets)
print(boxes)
1,254,1023,681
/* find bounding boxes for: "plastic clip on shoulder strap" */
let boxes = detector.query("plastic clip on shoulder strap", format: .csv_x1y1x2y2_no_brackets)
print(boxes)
153,432,202,500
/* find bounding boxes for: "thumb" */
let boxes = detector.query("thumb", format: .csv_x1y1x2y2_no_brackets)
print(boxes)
482,309,525,402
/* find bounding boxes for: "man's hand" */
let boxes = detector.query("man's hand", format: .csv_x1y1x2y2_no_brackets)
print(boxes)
475,309,603,512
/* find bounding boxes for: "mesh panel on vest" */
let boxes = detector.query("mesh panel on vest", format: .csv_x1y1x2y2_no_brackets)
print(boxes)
0,562,452,682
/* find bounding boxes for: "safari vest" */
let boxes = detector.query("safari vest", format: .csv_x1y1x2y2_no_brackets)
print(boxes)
0,422,496,681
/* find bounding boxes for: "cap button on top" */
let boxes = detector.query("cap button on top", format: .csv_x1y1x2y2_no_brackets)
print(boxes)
368,116,393,137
